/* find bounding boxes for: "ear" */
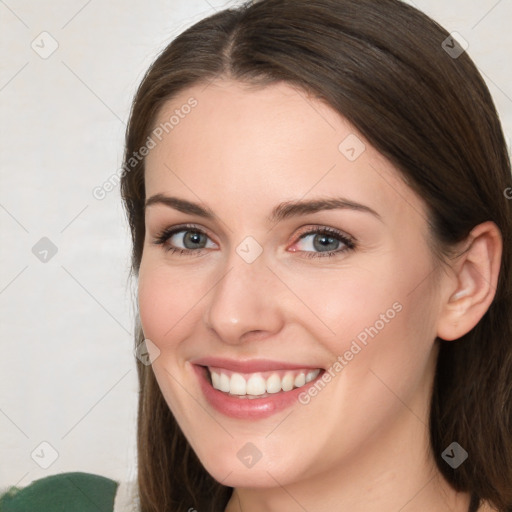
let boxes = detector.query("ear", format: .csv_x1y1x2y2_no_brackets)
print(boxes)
436,221,502,341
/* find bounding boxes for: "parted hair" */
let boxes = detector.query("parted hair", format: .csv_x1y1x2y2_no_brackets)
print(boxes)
120,1,512,510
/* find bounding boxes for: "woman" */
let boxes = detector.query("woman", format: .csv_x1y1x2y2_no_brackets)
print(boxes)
122,0,512,509
2,0,510,511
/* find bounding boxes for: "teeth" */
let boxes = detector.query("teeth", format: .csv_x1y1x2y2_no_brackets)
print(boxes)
294,373,306,387
266,374,281,394
219,373,230,393
208,367,321,397
211,371,220,389
306,370,318,382
281,373,294,391
230,373,246,395
246,374,266,395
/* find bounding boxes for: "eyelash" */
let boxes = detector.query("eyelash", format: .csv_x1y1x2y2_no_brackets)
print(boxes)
152,223,356,259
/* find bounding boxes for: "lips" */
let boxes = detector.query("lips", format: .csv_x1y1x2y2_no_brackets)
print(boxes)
190,357,325,419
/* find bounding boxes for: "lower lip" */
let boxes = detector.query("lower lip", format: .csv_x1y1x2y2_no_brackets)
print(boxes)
193,364,324,420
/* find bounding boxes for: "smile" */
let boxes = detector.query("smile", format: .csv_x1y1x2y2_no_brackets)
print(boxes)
207,366,321,398
191,358,326,419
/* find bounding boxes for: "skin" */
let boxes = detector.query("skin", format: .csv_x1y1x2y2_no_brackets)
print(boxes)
137,79,501,512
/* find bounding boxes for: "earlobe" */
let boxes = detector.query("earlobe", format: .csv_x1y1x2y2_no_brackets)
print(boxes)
436,221,502,342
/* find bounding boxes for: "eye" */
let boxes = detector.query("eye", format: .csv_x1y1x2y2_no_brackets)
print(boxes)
152,224,355,258
152,224,217,254
289,227,355,258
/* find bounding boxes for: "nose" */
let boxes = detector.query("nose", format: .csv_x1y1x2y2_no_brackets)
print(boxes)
202,253,285,345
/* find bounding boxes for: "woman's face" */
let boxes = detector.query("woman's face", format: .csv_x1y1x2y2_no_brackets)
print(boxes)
138,79,447,489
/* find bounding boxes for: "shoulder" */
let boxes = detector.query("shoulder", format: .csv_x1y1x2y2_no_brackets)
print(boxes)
0,472,119,512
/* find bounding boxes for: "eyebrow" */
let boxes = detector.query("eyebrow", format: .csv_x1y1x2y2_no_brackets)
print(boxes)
144,194,382,223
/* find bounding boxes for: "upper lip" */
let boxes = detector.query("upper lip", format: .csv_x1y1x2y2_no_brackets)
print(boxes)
191,357,323,373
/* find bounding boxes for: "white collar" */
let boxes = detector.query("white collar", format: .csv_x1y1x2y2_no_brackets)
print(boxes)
113,480,140,512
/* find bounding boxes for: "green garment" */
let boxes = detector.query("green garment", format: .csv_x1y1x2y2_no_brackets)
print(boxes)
0,472,118,512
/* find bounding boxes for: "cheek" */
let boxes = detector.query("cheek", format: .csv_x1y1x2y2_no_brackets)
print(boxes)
282,263,399,349
288,252,439,375
137,261,203,416
137,261,202,349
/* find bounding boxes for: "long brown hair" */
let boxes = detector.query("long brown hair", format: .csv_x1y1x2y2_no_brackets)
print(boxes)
120,1,512,510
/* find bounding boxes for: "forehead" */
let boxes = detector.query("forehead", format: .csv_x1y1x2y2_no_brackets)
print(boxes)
143,79,427,226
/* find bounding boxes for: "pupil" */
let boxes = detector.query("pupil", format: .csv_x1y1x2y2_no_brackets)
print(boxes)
313,234,339,252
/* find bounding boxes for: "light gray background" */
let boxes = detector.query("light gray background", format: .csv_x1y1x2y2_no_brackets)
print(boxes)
1,0,511,489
